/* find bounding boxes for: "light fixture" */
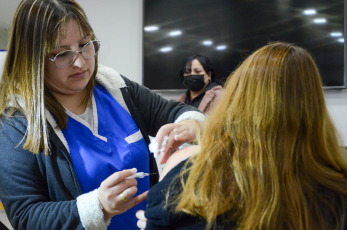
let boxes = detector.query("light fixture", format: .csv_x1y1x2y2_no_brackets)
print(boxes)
160,46,173,53
330,32,343,37
202,40,213,46
313,18,327,24
303,9,317,16
338,38,344,43
169,30,182,36
144,25,159,32
216,45,227,51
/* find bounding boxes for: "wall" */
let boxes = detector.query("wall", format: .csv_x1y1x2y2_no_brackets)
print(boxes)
83,0,143,84
0,1,346,146
0,29,9,49
325,90,347,146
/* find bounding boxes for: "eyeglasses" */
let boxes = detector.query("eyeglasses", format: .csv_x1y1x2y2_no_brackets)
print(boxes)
48,40,101,68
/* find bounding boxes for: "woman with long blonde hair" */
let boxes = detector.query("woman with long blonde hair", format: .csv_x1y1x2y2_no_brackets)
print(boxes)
142,42,347,229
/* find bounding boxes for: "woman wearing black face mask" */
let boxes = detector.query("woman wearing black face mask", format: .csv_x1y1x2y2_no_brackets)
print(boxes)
177,54,224,114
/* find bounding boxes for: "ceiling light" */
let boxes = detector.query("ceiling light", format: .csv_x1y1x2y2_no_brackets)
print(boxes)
144,25,159,32
303,9,316,16
216,45,227,51
338,38,344,43
313,18,327,24
202,40,213,46
160,46,173,52
330,32,343,37
169,30,182,36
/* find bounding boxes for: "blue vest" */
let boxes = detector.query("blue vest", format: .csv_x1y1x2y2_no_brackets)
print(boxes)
62,84,149,230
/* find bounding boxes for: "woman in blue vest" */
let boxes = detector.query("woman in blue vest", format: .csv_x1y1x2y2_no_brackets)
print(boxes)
0,1,205,230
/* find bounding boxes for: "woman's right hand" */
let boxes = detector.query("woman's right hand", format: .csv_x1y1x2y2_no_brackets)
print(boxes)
98,168,148,220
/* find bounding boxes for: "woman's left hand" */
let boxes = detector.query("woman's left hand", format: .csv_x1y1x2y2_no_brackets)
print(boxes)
152,119,199,164
136,210,147,230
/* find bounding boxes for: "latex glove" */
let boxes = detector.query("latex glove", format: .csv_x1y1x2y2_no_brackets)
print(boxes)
149,119,199,164
98,168,148,220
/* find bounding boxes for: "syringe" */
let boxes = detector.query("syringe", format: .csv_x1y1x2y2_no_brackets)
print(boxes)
126,172,155,179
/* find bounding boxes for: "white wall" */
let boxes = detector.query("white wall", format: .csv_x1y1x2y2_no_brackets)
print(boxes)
0,29,10,49
83,0,143,84
0,51,6,75
325,89,347,146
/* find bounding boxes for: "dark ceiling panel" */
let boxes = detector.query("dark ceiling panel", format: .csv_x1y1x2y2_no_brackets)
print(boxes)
144,0,345,89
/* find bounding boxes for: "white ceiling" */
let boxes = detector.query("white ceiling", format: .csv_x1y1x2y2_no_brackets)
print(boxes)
0,1,22,30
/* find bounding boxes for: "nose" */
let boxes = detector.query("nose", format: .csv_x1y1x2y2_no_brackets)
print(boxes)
72,51,85,68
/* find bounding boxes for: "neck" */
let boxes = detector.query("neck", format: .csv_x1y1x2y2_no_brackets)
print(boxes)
52,89,88,115
190,84,208,100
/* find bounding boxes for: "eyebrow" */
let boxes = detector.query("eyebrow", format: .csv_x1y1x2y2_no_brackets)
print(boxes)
57,35,90,49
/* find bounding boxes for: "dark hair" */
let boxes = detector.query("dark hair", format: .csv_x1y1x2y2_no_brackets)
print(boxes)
179,54,216,82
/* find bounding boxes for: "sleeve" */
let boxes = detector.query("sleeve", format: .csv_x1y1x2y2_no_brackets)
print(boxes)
0,116,107,230
144,163,181,229
145,160,206,230
77,189,111,230
122,76,206,136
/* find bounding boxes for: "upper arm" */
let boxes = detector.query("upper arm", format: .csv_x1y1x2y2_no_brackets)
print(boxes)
122,76,203,135
159,145,199,181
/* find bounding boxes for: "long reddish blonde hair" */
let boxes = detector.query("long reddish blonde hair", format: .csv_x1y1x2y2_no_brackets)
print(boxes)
176,42,347,229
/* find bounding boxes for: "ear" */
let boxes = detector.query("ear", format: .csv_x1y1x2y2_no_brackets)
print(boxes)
207,71,212,79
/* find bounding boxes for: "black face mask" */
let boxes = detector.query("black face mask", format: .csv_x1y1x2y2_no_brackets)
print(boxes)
182,75,205,92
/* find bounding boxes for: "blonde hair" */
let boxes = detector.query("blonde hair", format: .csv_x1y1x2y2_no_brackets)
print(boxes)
0,0,98,154
175,42,347,229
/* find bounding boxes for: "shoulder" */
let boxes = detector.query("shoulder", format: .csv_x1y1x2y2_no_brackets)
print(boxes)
0,110,31,158
206,85,223,95
0,110,27,134
95,64,151,97
159,145,199,181
176,93,187,102
95,64,126,89
95,65,132,113
204,85,224,103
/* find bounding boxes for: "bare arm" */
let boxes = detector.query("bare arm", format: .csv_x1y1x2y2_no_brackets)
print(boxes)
159,145,199,181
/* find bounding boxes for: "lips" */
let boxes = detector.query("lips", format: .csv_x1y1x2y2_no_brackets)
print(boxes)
70,70,87,79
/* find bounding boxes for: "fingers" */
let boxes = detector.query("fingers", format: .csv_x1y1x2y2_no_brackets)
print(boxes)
119,189,148,208
155,123,175,151
136,209,147,229
130,191,148,207
98,169,147,219
101,168,137,188
158,129,181,164
116,186,139,205
152,119,199,164
162,122,198,163
136,209,146,219
174,119,199,142
172,127,189,142
99,184,139,218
